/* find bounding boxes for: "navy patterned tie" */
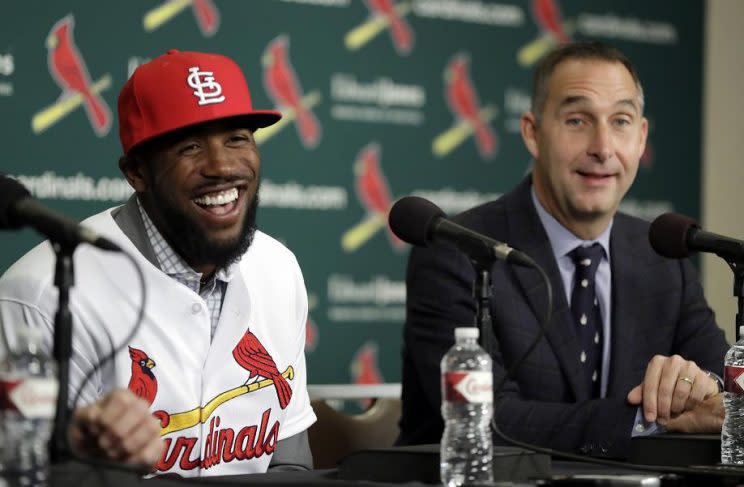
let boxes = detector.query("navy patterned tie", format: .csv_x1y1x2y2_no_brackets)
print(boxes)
569,243,604,397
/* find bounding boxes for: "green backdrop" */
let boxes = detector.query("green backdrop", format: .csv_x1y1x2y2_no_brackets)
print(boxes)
0,0,704,386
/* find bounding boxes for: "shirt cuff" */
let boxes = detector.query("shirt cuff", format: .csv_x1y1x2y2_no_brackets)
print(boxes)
707,370,724,393
631,407,666,437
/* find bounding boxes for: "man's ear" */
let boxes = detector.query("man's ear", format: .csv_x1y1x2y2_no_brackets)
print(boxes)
119,155,147,193
520,112,540,160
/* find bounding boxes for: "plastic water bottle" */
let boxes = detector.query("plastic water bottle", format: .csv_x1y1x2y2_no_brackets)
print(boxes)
723,325,744,464
440,327,493,487
0,326,58,486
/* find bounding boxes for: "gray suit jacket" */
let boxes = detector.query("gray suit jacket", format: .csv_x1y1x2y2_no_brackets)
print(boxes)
397,177,728,458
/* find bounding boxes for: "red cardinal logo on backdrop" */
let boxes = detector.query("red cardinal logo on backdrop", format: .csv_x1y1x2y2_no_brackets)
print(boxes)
640,120,655,168
262,35,321,149
34,15,112,136
364,0,414,55
532,0,570,44
305,293,319,352
355,144,404,249
517,0,572,67
305,317,318,352
143,0,220,37
341,143,405,252
127,346,158,405
437,54,497,159
640,141,655,168
351,342,384,409
232,330,293,409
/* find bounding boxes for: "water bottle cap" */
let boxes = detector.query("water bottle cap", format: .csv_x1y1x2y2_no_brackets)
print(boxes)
455,327,479,340
18,325,41,341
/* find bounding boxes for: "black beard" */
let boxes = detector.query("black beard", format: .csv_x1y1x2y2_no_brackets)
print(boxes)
146,181,259,271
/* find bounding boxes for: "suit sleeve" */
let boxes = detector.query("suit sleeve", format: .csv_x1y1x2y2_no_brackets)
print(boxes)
398,242,638,457
670,258,728,375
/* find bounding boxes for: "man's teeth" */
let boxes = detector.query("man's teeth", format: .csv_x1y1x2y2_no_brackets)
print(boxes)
193,188,239,206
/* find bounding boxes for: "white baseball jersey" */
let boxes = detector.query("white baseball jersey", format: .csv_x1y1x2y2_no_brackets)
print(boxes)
0,207,316,477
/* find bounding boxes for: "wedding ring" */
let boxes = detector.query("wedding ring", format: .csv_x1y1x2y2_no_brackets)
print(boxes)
678,376,694,386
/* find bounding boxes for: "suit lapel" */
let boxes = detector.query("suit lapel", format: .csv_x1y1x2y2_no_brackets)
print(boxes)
503,180,587,400
607,218,642,396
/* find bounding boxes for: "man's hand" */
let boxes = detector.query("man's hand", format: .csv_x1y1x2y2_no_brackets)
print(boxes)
666,393,724,433
69,388,164,468
626,354,718,425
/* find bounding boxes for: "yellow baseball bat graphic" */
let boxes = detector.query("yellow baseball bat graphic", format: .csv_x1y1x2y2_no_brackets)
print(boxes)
255,91,321,145
344,2,412,51
517,33,557,67
143,0,193,32
432,105,498,158
31,75,112,135
341,213,386,252
517,21,575,67
159,366,294,436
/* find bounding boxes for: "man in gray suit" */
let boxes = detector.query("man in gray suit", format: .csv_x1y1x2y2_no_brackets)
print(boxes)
397,41,728,458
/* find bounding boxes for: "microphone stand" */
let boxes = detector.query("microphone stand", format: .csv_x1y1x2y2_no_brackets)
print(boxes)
470,257,495,359
729,260,744,341
49,241,75,464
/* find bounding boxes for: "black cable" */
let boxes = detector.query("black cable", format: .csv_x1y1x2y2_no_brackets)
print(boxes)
488,258,744,479
60,246,156,476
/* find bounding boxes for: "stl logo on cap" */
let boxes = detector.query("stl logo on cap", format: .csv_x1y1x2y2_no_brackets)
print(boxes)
187,66,225,106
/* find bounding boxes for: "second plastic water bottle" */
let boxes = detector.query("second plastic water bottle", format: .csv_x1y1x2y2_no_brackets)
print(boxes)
440,326,493,487
722,325,744,464
0,326,58,487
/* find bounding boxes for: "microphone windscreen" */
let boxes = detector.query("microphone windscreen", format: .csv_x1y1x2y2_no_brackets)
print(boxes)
649,212,699,259
0,175,31,229
388,196,445,246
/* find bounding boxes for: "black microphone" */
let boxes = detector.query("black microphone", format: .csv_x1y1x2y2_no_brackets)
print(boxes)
649,212,744,262
0,175,121,251
388,196,534,267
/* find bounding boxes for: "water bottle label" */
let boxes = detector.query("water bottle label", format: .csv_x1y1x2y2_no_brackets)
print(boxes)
724,365,744,394
0,376,58,418
443,371,493,403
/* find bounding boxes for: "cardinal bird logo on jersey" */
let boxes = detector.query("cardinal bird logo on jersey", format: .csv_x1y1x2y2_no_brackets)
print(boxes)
364,0,414,55
443,54,497,159
33,15,112,136
127,346,158,405
262,35,321,149
233,330,293,409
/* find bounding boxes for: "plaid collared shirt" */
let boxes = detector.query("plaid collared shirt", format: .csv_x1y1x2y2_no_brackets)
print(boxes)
136,198,233,341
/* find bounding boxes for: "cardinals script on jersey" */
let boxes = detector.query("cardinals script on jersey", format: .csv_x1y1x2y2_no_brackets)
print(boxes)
123,310,304,474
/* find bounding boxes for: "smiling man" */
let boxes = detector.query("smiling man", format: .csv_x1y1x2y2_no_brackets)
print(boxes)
397,42,728,458
0,50,315,476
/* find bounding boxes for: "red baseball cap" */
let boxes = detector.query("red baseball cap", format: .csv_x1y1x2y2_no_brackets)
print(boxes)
118,49,281,154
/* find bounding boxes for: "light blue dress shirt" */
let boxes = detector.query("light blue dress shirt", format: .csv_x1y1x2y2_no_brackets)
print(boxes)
530,188,612,397
530,188,660,436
